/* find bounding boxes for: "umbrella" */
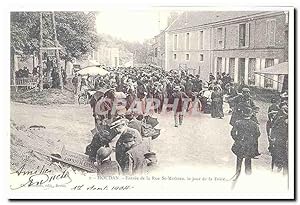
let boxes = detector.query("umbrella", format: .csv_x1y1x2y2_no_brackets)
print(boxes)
77,66,109,76
254,62,288,75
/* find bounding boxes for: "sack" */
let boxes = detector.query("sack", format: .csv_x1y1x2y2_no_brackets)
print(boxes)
145,116,159,128
141,122,161,140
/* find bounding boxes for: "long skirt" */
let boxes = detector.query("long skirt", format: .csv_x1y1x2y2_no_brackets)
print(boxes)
211,101,224,118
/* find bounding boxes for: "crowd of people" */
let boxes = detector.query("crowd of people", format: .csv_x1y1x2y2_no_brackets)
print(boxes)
70,65,289,178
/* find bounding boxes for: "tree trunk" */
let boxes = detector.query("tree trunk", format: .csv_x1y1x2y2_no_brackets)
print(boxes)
11,48,17,92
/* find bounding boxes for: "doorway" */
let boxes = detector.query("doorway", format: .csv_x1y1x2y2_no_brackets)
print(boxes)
238,58,245,84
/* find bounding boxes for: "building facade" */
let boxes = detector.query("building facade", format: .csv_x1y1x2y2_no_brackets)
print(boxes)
152,31,166,69
91,46,120,67
154,11,289,89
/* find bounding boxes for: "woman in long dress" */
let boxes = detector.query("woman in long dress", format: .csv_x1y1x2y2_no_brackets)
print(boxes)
211,86,224,119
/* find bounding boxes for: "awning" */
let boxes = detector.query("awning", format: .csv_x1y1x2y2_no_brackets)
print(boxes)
76,66,109,76
254,62,288,75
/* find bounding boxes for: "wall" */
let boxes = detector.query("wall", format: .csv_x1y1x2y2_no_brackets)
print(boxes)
166,28,211,81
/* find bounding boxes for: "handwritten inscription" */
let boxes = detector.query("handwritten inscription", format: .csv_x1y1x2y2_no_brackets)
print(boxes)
10,163,72,190
71,184,134,191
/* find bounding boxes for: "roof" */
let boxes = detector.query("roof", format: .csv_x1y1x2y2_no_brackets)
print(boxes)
168,11,268,31
254,62,289,75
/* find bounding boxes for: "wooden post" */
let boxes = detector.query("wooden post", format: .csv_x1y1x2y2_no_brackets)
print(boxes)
52,11,63,90
11,47,17,92
39,12,43,91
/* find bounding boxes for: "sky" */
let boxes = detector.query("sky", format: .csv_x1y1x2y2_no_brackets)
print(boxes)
96,10,170,42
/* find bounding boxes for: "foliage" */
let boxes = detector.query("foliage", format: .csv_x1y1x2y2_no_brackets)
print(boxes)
10,11,98,59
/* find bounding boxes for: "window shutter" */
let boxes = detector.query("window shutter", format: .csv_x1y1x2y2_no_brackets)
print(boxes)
222,27,226,49
270,20,276,46
266,20,270,46
235,25,240,48
212,28,216,49
245,23,250,47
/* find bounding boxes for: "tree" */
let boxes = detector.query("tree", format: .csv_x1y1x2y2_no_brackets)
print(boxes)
10,11,98,89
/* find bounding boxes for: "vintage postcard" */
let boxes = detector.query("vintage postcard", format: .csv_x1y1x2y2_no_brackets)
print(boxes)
9,6,294,199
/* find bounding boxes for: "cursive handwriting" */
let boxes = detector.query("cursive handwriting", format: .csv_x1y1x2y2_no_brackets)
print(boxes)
11,163,52,176
11,164,72,190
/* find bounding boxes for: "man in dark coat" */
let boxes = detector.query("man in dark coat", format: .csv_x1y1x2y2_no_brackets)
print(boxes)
269,103,288,174
111,118,143,173
229,87,258,126
172,86,189,127
231,107,261,180
119,133,150,175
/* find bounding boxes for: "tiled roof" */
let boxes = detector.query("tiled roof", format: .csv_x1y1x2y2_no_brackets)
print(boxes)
168,11,267,31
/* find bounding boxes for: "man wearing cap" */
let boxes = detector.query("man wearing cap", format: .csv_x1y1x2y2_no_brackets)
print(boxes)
231,107,261,180
229,87,259,126
172,85,189,127
96,147,122,176
120,132,150,175
111,117,143,172
269,102,288,174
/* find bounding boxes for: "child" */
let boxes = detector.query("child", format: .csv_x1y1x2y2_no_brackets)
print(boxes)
96,147,122,176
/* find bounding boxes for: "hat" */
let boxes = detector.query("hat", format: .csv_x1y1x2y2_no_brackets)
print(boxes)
110,117,128,129
173,86,181,91
242,87,250,92
96,147,112,161
122,132,135,143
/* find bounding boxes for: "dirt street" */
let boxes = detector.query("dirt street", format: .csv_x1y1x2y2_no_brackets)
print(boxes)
10,100,272,174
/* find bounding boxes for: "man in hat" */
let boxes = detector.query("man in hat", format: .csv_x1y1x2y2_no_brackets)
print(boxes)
111,117,143,172
231,107,261,180
172,85,189,127
229,87,259,126
120,132,150,175
96,147,122,176
269,102,288,174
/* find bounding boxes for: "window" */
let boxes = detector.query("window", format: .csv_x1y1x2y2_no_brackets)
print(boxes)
217,28,223,47
199,31,204,49
216,57,222,73
200,54,204,61
267,20,276,46
239,24,246,47
154,48,158,57
173,34,178,50
186,54,190,61
174,53,177,60
186,33,190,50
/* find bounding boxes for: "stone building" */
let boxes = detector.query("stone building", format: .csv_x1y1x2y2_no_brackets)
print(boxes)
153,10,289,90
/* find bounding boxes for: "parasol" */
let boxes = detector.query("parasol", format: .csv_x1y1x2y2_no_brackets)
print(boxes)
76,66,109,76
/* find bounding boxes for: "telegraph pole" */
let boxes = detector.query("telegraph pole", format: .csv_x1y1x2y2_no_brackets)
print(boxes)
39,12,43,91
52,11,63,90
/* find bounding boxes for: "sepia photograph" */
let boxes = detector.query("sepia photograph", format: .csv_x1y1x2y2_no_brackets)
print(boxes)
8,6,294,199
